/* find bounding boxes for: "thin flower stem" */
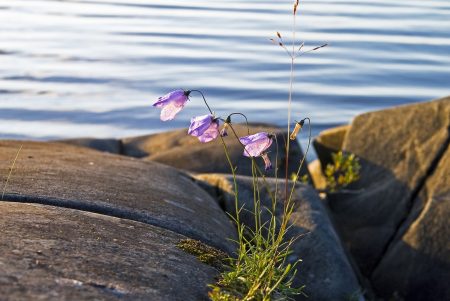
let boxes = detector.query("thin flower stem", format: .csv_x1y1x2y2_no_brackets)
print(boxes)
190,89,214,115
218,135,244,263
285,10,297,205
194,89,245,263
227,112,250,135
272,135,279,229
192,86,273,209
2,144,23,200
287,117,311,203
251,160,260,247
280,44,292,57
295,43,328,58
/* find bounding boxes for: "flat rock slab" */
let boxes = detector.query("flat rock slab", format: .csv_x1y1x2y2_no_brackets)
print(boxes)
328,96,450,275
61,124,310,178
371,145,450,300
196,174,364,301
0,141,236,253
0,202,218,301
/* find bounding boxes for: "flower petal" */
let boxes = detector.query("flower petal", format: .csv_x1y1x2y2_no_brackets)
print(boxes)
152,96,170,108
153,89,187,107
198,120,219,143
188,114,213,136
160,102,184,121
239,132,273,157
239,132,269,145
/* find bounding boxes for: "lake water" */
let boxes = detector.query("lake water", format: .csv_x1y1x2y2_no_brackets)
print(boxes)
1,0,449,153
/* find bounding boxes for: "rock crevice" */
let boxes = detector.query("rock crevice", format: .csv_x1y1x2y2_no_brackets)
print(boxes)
371,125,450,276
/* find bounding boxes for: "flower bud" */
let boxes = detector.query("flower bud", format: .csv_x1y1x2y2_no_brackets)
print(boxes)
290,119,305,140
220,122,229,137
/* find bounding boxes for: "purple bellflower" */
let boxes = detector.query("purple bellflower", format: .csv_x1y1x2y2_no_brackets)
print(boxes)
239,132,273,157
153,89,190,121
188,114,220,143
239,132,274,171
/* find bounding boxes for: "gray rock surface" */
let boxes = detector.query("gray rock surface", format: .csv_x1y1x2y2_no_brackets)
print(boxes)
196,174,364,301
0,140,236,254
130,124,309,179
328,96,450,275
57,138,122,154
313,125,349,172
371,145,450,300
60,124,310,178
0,202,218,301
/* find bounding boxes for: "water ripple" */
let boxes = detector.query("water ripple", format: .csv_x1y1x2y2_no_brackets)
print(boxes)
0,0,449,141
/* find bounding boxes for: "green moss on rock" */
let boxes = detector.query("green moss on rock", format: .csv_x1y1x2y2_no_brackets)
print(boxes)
177,239,228,270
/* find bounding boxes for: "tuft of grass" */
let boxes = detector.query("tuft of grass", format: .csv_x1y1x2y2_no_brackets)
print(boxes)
208,154,308,301
177,238,228,270
208,235,306,301
325,151,361,192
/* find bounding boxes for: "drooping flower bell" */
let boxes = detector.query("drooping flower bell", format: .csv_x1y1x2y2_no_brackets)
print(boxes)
290,119,305,140
239,132,274,172
188,114,220,143
153,89,190,121
239,132,273,157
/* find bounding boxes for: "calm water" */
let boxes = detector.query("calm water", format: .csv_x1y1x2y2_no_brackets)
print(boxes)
1,0,449,147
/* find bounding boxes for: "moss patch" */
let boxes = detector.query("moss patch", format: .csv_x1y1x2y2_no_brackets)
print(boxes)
177,239,228,270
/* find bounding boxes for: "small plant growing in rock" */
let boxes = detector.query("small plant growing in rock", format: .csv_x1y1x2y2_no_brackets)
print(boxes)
153,1,326,300
325,151,361,192
177,238,228,270
291,173,309,184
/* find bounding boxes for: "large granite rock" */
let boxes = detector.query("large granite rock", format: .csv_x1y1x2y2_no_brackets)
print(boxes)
327,96,450,276
61,124,310,179
313,125,349,172
0,202,218,301
0,140,236,254
371,145,450,300
195,174,364,301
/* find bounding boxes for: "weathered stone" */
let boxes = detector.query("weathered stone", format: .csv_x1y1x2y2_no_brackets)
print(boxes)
0,141,236,253
327,96,450,275
313,125,349,171
122,124,310,178
0,202,219,301
57,138,122,154
308,159,327,190
371,145,450,301
195,174,364,301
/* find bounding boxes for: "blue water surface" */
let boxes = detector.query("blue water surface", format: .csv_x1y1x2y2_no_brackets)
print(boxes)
1,0,449,154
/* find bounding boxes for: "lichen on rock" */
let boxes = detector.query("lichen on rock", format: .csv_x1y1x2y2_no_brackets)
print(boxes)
177,238,228,270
